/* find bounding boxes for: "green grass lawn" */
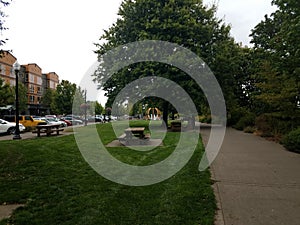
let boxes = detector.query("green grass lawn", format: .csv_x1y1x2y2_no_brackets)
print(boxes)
0,121,216,225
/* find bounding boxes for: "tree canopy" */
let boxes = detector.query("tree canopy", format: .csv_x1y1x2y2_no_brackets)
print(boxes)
249,0,300,119
94,0,242,124
51,80,77,115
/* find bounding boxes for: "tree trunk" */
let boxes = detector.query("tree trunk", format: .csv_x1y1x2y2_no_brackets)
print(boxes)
162,101,169,128
171,111,175,120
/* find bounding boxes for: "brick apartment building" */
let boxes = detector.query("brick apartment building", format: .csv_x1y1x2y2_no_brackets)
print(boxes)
0,51,59,115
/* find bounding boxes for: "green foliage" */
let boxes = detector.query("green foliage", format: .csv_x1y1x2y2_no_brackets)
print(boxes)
282,128,300,153
72,87,85,115
228,107,255,128
41,89,55,108
253,61,298,117
52,80,77,115
89,101,104,115
248,0,300,137
0,78,13,106
94,0,241,125
233,113,256,131
95,101,104,115
255,113,299,137
0,78,27,113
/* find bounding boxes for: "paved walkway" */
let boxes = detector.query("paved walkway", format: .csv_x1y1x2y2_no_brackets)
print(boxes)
0,126,77,141
201,127,300,225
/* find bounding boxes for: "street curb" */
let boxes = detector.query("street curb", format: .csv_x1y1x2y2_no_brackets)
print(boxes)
210,166,225,225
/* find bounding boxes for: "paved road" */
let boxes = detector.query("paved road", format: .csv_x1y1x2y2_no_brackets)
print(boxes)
201,127,300,225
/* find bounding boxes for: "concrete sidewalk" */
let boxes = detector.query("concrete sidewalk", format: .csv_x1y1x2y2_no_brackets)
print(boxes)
0,128,74,141
201,127,300,225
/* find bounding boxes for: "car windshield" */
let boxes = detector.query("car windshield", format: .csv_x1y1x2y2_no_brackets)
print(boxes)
0,119,7,124
47,118,57,122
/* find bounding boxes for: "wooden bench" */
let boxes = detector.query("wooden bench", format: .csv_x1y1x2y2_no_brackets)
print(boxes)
170,121,181,132
33,125,64,137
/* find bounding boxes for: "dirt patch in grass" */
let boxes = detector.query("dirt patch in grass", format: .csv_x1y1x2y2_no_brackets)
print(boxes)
0,204,24,220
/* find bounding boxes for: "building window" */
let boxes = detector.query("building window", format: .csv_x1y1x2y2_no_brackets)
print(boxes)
37,76,42,85
29,85,34,93
0,64,6,75
49,80,56,89
29,95,35,103
10,67,15,78
37,86,42,94
29,73,34,83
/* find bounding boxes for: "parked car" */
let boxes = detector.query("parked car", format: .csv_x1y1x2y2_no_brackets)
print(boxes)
0,119,25,134
45,115,57,119
61,116,83,126
40,117,67,127
110,116,118,121
87,115,103,123
59,118,72,126
3,115,47,128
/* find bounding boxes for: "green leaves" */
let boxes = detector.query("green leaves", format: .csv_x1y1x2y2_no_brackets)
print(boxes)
0,78,13,107
94,0,236,120
51,80,78,115
250,0,300,122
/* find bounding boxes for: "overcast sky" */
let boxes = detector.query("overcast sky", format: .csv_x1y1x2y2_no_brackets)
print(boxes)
3,0,276,103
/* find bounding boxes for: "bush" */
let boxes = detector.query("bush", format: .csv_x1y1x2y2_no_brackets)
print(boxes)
198,115,211,123
232,109,256,131
244,126,256,133
282,128,300,153
255,113,300,137
255,114,273,137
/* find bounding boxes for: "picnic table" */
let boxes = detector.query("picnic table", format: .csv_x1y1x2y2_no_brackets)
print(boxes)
124,127,145,139
34,124,64,137
118,127,148,145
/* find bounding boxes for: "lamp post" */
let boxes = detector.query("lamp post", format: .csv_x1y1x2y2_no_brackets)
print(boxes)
84,89,87,126
13,61,22,140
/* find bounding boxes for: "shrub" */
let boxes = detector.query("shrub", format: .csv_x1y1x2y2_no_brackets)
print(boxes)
232,110,256,131
244,126,256,133
282,128,300,153
255,114,273,137
198,115,211,123
255,113,300,137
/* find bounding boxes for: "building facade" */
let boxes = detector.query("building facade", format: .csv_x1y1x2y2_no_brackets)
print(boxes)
0,51,60,115
0,51,17,86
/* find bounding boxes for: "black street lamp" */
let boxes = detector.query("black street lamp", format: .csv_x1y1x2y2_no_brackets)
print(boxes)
84,89,87,126
13,61,22,140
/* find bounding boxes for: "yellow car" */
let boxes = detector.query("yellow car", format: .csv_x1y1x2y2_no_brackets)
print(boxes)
3,115,47,128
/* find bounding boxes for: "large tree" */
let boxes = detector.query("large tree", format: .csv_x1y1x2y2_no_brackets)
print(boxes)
250,0,300,120
52,80,77,115
94,0,240,125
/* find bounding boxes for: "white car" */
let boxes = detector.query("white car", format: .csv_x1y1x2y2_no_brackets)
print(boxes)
40,117,67,127
0,119,26,134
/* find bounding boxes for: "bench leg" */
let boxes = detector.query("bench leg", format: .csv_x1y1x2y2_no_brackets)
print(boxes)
46,128,51,136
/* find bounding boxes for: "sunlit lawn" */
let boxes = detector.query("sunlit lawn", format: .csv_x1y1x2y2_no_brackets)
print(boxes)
0,121,216,225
